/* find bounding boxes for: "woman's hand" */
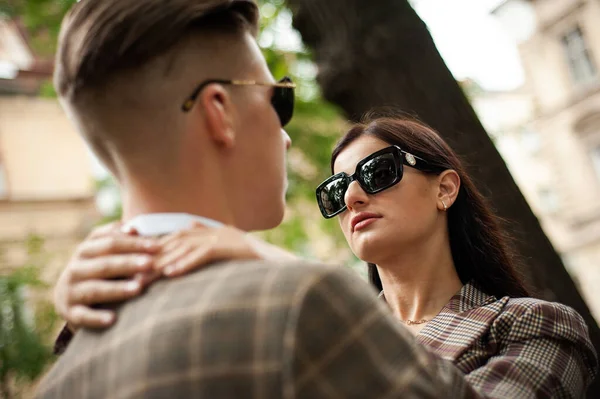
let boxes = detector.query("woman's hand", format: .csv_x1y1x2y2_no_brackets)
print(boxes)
54,222,161,331
55,222,297,331
154,224,297,277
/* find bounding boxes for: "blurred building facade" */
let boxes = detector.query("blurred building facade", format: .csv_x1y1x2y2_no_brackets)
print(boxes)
0,18,98,281
483,0,600,319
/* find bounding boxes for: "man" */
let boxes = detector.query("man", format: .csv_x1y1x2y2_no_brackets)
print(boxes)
36,0,473,397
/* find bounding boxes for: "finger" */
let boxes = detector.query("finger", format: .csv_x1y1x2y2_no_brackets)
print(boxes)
79,236,161,258
161,227,222,253
69,255,154,281
87,222,123,239
69,279,142,305
134,270,162,287
160,232,211,253
154,243,195,270
67,305,116,329
163,240,257,277
164,241,244,277
120,225,139,236
163,245,215,277
160,236,189,254
190,221,209,229
158,224,211,248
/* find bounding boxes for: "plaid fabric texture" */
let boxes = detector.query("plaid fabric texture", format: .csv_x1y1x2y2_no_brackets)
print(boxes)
37,261,474,398
37,262,596,398
416,282,598,398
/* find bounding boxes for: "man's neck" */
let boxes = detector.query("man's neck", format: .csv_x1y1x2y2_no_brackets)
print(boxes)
120,176,236,227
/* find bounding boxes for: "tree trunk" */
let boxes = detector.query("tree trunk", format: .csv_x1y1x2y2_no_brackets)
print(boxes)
288,0,600,395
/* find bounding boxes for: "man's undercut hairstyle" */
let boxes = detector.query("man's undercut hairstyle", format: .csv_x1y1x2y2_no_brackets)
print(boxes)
55,0,259,100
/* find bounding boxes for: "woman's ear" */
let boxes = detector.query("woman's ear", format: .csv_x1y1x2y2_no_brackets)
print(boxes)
437,170,460,211
200,84,236,148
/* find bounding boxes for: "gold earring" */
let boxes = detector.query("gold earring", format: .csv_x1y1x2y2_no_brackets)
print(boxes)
441,200,448,212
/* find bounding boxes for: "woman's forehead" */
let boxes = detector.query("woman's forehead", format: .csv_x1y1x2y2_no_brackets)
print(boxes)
333,136,390,174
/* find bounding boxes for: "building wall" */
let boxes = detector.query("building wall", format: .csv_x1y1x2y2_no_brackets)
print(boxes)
0,96,95,200
488,0,600,320
522,0,600,252
0,96,98,279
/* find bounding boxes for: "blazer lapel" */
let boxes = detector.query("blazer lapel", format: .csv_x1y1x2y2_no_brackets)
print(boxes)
416,282,503,362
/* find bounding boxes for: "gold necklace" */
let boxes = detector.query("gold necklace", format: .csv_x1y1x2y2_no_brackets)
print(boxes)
400,319,429,325
379,293,431,326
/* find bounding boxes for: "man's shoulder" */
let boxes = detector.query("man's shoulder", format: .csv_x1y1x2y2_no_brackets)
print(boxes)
158,258,351,290
59,261,366,365
38,260,364,398
122,259,362,317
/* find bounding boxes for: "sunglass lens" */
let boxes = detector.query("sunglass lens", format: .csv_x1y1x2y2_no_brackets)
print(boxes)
272,77,294,127
359,153,399,193
317,177,349,218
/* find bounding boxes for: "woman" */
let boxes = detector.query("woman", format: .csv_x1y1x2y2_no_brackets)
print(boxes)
54,116,597,397
316,115,528,334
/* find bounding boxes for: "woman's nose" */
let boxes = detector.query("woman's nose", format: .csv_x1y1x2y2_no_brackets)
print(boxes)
344,180,369,210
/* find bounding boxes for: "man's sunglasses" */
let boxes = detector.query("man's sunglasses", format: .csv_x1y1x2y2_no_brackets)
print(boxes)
181,76,296,127
316,145,444,218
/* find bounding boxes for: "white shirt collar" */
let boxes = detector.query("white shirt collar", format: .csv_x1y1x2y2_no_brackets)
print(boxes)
123,213,223,236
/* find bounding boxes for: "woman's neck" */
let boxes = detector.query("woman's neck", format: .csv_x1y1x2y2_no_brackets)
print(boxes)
377,240,463,325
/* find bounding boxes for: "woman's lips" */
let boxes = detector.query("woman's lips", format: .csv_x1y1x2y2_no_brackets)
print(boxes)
351,212,382,232
353,217,379,232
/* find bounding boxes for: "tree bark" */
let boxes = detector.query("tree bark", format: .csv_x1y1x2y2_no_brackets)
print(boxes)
288,0,600,394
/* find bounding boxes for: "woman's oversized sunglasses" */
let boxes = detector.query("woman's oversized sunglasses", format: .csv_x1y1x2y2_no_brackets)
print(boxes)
316,145,444,218
181,76,296,127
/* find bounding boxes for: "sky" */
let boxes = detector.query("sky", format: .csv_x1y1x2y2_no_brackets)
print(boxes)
265,0,525,91
413,0,525,90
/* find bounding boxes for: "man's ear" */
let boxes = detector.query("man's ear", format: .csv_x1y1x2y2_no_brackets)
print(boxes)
437,170,460,210
200,84,236,148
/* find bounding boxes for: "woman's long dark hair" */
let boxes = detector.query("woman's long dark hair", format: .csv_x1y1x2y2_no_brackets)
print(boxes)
331,114,530,298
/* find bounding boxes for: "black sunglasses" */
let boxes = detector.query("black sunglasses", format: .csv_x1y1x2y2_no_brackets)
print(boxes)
316,145,444,218
181,76,296,127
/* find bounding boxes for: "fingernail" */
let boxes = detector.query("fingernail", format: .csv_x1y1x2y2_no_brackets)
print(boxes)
121,225,135,234
136,256,151,267
143,241,158,250
126,281,140,292
102,314,114,324
164,265,176,276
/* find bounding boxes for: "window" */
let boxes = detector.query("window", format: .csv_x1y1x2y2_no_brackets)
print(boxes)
562,26,597,85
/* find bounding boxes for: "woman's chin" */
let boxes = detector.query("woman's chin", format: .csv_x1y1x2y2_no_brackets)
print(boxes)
352,241,385,265
351,232,403,265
